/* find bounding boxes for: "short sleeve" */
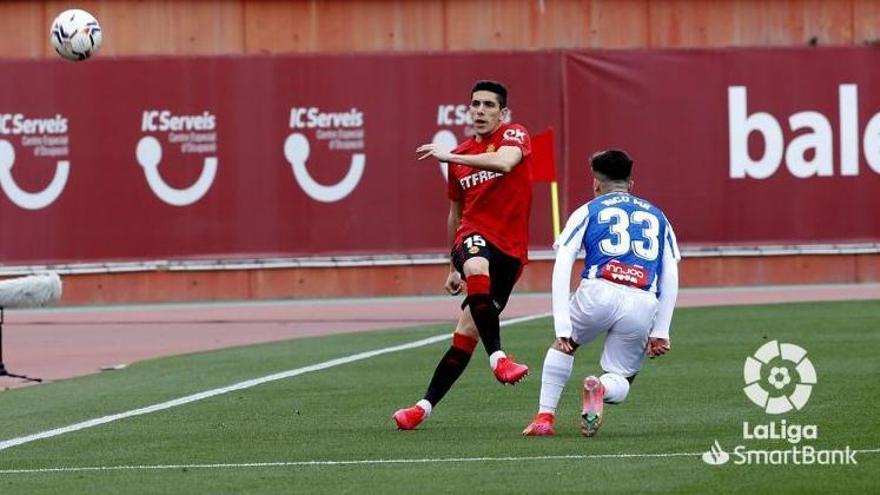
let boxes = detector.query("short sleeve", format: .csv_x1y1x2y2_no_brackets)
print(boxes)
499,124,531,157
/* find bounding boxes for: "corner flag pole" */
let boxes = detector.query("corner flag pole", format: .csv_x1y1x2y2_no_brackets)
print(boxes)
550,181,561,238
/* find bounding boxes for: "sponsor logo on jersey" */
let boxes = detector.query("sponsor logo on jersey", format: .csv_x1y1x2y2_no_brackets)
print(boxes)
600,260,649,288
502,127,526,145
458,170,504,190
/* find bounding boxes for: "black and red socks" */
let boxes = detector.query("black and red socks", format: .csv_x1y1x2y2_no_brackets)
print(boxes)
423,333,478,406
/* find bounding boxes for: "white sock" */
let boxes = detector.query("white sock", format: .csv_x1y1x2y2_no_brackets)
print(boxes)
489,350,507,370
416,399,433,416
538,348,574,414
599,373,630,404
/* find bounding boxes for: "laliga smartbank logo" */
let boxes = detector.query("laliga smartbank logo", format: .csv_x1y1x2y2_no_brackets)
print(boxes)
0,112,70,210
284,107,365,203
702,340,857,467
136,110,218,206
743,340,815,414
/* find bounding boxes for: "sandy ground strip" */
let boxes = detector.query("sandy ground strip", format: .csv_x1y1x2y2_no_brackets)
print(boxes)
0,284,876,389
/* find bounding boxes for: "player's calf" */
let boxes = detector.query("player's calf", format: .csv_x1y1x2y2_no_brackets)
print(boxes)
464,274,502,356
394,333,478,431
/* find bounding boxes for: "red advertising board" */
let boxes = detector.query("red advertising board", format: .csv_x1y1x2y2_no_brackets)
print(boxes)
1,47,878,266
0,53,561,264
563,48,880,245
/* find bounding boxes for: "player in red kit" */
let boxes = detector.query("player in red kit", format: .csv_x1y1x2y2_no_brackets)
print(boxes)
392,80,534,430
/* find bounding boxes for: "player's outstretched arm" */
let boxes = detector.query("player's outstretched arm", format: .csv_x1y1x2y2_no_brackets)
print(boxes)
417,144,523,173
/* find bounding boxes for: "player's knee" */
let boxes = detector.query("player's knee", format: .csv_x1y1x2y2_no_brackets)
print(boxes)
462,257,490,277
454,325,479,340
463,274,494,315
599,372,630,404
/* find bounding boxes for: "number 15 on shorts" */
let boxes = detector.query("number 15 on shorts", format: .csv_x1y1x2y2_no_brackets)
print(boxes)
464,234,487,255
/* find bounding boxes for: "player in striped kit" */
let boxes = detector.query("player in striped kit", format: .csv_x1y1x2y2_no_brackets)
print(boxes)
523,149,680,437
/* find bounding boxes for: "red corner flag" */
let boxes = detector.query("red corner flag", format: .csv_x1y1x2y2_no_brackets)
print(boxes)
530,127,562,237
530,127,557,183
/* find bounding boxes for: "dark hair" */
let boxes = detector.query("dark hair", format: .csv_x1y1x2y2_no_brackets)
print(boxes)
471,80,508,108
590,149,633,181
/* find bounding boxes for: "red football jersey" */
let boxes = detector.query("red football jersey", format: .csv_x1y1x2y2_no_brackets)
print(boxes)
447,123,533,264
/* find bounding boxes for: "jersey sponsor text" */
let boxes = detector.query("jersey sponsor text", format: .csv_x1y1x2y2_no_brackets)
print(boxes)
459,170,504,190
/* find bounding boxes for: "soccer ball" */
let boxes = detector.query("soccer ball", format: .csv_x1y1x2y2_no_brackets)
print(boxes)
50,9,103,61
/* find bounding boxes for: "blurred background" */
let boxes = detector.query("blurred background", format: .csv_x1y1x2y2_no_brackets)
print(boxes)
0,0,877,305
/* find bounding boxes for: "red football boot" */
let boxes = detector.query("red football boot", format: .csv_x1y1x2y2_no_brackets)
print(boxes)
493,356,529,384
522,412,555,436
392,404,426,430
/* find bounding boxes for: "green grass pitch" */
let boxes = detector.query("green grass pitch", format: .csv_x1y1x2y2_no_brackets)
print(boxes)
0,300,877,494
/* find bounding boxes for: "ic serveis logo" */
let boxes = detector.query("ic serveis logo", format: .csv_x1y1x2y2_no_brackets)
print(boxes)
136,110,218,206
0,113,70,210
284,107,365,203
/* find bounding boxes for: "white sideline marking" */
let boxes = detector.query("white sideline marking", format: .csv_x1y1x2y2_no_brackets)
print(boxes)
0,313,550,452
1,449,878,474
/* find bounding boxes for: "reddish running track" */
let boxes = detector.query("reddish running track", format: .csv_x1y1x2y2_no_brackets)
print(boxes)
1,284,877,389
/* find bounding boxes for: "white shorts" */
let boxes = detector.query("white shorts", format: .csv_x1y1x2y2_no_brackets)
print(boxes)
569,278,659,377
